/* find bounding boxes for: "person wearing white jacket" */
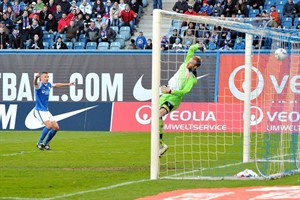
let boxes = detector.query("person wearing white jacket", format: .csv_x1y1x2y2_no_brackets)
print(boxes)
79,0,92,16
110,2,121,27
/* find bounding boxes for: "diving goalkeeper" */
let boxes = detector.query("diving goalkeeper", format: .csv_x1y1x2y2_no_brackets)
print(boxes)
159,43,205,157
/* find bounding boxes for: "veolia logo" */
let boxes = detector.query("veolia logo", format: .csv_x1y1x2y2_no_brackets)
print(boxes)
135,105,152,125
249,106,264,125
229,65,264,101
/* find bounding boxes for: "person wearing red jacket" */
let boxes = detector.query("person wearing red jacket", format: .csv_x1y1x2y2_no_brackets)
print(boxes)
118,4,137,36
270,5,281,28
57,13,71,33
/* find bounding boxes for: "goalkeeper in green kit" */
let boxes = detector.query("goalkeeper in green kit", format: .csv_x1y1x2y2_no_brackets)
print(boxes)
159,43,205,157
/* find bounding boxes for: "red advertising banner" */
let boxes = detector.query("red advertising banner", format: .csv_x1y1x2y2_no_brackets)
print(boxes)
111,102,300,133
218,54,300,103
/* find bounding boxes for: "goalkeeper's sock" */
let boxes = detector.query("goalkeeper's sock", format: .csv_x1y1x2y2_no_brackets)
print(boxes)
44,129,57,145
38,127,50,144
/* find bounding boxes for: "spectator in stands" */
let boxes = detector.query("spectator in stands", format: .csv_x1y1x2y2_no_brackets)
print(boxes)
169,28,182,47
95,14,103,29
29,34,44,49
203,31,211,47
182,5,198,27
0,0,12,14
172,37,183,50
6,6,16,21
60,20,79,44
28,20,43,45
83,14,93,31
53,5,63,22
92,0,105,19
183,28,196,45
183,40,192,50
79,0,92,17
269,5,281,28
128,38,138,49
12,0,21,19
235,0,247,18
135,30,147,49
69,1,78,13
0,27,9,49
220,32,234,49
172,0,189,14
58,13,71,33
1,13,15,33
248,0,263,13
110,2,121,27
283,0,298,18
74,12,85,33
207,28,219,50
102,0,112,25
9,28,23,49
196,23,209,38
213,2,224,17
52,35,68,49
39,5,50,26
99,22,116,44
34,0,45,13
119,0,127,11
46,0,57,14
67,8,77,21
129,0,141,27
153,0,163,10
188,0,201,13
85,21,100,44
199,0,213,16
161,35,169,50
14,10,30,41
119,4,137,36
59,0,71,14
45,13,58,36
223,0,236,17
145,38,152,49
233,36,245,49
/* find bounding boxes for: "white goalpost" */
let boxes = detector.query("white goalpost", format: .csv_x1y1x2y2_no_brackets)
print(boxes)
151,9,300,180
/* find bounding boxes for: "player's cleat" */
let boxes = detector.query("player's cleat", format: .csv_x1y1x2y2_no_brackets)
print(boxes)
44,144,51,150
159,143,168,157
36,143,45,150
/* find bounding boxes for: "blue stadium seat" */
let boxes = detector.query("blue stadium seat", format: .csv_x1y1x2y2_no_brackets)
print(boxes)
65,42,73,49
74,42,85,49
110,26,119,33
43,42,49,49
110,42,121,50
79,34,86,43
115,34,126,49
119,26,131,41
43,34,54,48
98,42,109,50
249,9,260,18
86,42,97,49
282,17,292,28
294,17,300,25
56,33,66,41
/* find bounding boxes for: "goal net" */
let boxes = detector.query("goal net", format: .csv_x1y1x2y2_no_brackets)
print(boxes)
150,10,300,180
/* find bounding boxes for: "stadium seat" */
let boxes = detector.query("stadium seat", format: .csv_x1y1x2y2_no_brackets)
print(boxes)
180,26,188,37
43,34,54,48
172,20,183,31
74,42,85,49
110,26,119,33
282,17,292,28
98,42,109,50
110,42,121,50
86,42,97,49
119,26,131,40
56,33,66,41
114,34,126,49
249,9,259,18
65,42,73,49
294,17,300,25
43,42,49,49
79,34,86,43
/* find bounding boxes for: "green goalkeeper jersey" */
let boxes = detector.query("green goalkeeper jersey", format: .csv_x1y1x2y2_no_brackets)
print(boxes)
159,44,199,111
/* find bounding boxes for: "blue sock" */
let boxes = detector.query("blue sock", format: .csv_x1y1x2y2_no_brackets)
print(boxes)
38,127,50,144
44,129,57,145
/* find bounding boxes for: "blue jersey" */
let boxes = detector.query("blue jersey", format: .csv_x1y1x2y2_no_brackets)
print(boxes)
35,82,53,111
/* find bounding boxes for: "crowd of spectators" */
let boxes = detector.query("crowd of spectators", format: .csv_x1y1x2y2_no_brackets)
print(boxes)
0,0,299,50
162,0,300,51
0,0,144,49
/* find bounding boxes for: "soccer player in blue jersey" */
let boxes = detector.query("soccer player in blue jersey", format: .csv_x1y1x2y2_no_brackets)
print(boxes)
34,72,75,150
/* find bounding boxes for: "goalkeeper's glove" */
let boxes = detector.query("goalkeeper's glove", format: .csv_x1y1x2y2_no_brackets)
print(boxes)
161,85,172,94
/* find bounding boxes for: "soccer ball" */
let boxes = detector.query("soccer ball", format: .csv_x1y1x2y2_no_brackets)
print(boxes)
274,48,287,61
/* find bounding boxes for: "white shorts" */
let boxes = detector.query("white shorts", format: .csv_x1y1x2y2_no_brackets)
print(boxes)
34,110,55,123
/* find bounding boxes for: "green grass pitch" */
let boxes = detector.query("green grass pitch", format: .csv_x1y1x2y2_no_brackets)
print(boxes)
0,131,299,200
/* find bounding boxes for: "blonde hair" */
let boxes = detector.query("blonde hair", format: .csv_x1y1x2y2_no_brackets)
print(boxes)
193,56,202,67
